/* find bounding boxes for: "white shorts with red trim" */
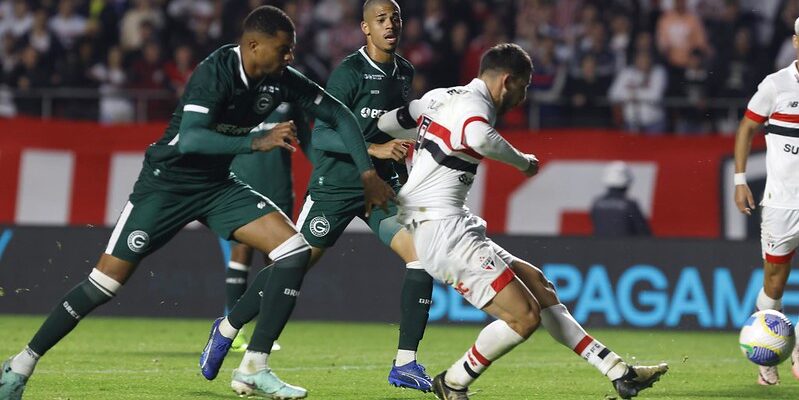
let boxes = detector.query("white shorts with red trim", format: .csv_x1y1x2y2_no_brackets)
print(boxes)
409,213,516,309
761,206,799,263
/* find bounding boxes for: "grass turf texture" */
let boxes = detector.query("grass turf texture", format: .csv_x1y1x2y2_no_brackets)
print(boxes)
0,315,796,399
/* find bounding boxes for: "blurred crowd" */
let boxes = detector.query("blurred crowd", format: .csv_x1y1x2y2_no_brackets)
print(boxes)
1,0,798,134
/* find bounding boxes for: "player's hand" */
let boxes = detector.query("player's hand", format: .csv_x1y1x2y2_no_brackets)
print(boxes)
735,184,756,216
523,154,539,177
361,169,396,217
367,140,414,161
251,121,297,152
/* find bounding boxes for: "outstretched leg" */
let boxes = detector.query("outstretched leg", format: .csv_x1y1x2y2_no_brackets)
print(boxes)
508,258,668,399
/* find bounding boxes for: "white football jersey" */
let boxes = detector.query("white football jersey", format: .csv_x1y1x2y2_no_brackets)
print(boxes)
396,79,530,224
746,60,799,209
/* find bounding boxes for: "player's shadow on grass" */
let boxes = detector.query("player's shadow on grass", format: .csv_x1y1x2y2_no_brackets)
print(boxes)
185,390,234,398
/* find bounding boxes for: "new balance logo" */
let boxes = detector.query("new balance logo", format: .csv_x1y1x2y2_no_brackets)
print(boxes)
283,288,300,297
63,301,81,320
790,101,799,108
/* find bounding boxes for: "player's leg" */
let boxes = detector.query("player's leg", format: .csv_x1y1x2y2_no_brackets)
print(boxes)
223,241,254,351
506,256,668,398
434,279,539,400
754,206,799,385
368,207,434,390
2,192,192,399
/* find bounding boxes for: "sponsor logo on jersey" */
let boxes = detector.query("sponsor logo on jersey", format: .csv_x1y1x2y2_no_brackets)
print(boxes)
309,216,330,237
363,73,384,80
127,230,149,253
360,107,389,119
254,93,274,114
784,144,799,154
214,123,254,135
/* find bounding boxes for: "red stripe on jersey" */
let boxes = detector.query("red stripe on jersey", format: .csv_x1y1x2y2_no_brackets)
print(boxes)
770,112,799,123
765,250,795,264
461,116,489,160
426,120,483,160
573,335,594,355
470,345,491,366
744,109,767,124
490,267,516,293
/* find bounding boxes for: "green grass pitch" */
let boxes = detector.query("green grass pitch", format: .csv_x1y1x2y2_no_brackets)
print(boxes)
0,315,796,399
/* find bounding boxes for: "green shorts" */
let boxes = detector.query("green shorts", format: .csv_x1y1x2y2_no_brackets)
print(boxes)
295,194,402,248
105,174,280,263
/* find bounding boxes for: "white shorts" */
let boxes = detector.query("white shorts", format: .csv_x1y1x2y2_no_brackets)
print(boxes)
760,206,799,263
409,213,517,309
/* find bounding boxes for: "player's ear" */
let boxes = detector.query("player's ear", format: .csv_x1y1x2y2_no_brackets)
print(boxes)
361,20,369,36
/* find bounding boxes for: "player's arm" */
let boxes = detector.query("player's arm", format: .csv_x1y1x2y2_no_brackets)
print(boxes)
313,125,413,162
178,111,296,154
464,118,538,177
292,108,314,161
377,103,421,140
734,79,773,216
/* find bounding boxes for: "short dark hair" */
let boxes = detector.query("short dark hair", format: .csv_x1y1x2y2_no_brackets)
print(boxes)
362,0,399,18
478,43,533,79
242,6,295,37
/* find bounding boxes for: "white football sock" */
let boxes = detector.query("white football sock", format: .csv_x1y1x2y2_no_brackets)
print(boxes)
10,346,39,377
219,317,239,340
444,320,525,389
239,350,269,374
756,288,782,311
541,304,626,380
395,349,416,366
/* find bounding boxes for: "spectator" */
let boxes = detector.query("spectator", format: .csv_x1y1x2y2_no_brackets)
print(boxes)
23,8,62,66
608,51,668,134
90,46,133,123
655,0,711,69
608,13,632,73
590,161,651,237
9,45,49,115
564,54,611,128
164,44,194,98
672,49,712,134
0,0,33,40
400,17,434,72
128,41,170,120
49,0,87,50
460,13,505,84
531,35,567,127
119,0,164,52
0,32,18,78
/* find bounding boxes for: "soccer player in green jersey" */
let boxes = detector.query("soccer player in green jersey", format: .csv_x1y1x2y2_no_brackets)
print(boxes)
220,103,313,352
202,0,436,394
0,6,393,400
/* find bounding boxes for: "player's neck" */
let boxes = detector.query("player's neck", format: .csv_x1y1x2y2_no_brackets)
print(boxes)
365,43,395,64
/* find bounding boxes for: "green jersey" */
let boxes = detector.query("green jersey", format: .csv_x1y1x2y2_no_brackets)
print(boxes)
230,102,312,212
142,44,371,188
309,47,414,200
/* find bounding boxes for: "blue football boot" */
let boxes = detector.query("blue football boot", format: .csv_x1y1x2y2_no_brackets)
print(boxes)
388,360,432,392
199,317,234,380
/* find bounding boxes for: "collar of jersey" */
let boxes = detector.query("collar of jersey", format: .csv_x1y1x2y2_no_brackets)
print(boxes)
358,46,397,77
468,78,496,122
232,46,250,88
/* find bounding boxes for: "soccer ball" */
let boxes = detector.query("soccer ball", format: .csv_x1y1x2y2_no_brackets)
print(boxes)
739,310,796,366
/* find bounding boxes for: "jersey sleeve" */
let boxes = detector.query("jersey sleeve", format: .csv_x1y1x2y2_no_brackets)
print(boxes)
745,78,776,124
463,119,530,171
181,60,231,118
283,67,374,173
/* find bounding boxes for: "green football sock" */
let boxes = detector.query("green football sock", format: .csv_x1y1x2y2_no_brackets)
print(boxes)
247,249,310,353
398,266,433,351
225,266,249,314
28,278,115,355
227,265,274,329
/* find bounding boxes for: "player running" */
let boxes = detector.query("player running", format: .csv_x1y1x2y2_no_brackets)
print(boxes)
220,103,312,353
200,0,436,394
378,43,668,400
0,6,393,400
733,16,799,386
